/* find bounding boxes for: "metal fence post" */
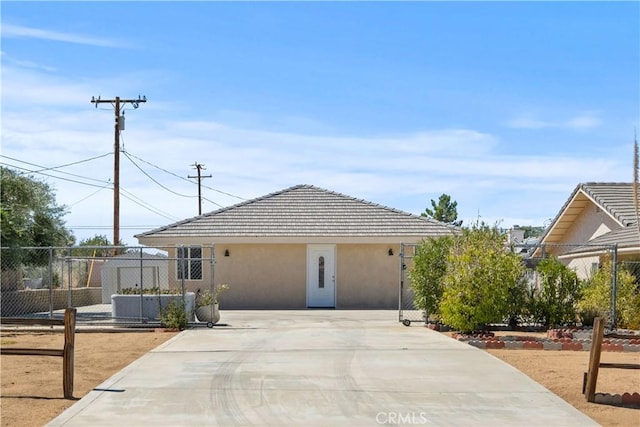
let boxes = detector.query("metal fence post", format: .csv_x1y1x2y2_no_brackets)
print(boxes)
66,247,72,308
48,247,54,319
611,244,618,330
210,244,216,297
180,245,186,309
139,247,145,323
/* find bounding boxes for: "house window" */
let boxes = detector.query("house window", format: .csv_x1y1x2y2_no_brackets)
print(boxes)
177,246,202,280
318,256,325,288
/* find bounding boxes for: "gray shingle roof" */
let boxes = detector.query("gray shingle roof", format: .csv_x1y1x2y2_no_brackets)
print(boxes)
136,184,458,239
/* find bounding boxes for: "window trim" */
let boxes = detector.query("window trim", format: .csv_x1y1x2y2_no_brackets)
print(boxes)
177,246,203,281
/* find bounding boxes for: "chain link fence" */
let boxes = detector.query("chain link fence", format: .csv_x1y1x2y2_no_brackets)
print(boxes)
1,245,216,326
399,242,625,327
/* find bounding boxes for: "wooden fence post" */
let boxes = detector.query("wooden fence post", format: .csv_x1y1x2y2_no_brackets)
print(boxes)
584,317,604,402
62,308,76,399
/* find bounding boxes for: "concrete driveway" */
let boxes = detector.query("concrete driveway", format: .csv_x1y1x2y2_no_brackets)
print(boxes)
48,310,597,426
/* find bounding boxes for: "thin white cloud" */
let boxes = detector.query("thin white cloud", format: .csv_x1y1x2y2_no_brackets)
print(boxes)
506,112,602,130
565,113,602,130
2,23,131,48
1,66,630,244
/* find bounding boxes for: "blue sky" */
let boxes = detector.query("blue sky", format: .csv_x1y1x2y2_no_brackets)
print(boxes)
2,1,639,246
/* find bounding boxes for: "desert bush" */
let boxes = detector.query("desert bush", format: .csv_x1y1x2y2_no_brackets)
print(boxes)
440,224,524,332
119,286,182,295
579,260,640,329
160,300,188,330
527,257,581,329
409,236,454,319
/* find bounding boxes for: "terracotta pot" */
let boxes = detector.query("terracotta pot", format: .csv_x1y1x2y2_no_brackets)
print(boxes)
195,303,220,325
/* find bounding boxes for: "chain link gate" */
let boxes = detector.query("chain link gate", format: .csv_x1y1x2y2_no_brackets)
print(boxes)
398,243,425,326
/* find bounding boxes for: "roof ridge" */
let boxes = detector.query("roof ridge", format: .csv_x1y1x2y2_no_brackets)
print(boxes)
290,184,459,229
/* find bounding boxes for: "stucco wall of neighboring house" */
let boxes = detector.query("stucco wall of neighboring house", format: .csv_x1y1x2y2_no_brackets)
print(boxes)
337,244,399,309
561,203,620,246
564,255,600,280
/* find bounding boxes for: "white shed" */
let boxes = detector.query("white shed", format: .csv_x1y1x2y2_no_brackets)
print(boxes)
101,253,169,303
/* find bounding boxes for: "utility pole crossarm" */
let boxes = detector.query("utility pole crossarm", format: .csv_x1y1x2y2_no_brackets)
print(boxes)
188,162,212,216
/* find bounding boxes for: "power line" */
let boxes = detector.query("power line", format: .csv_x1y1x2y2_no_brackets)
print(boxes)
0,162,110,188
68,182,112,207
122,150,196,198
2,156,180,222
122,149,247,200
4,152,112,175
120,186,179,222
0,155,111,184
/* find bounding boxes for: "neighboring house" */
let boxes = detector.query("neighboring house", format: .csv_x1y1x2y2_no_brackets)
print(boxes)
537,182,640,278
136,184,457,309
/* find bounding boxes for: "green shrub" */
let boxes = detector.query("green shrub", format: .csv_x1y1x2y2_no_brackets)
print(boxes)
440,224,524,332
527,257,581,329
408,236,454,319
160,301,188,330
119,286,182,295
579,260,640,329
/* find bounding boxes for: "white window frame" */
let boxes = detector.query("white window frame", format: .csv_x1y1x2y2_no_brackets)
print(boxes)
177,246,203,281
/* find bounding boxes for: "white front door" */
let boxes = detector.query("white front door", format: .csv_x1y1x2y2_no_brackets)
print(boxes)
307,245,336,307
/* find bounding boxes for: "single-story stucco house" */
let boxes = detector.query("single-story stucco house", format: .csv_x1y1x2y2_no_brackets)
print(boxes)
537,182,640,278
135,184,457,309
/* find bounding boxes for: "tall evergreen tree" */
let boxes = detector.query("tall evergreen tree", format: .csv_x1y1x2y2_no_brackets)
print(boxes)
421,193,462,226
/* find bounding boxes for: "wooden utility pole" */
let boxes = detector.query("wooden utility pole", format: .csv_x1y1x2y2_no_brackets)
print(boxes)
188,162,212,215
91,95,146,251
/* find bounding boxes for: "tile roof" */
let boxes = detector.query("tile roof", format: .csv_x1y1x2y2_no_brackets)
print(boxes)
136,184,458,239
570,226,640,251
541,182,640,245
580,183,640,227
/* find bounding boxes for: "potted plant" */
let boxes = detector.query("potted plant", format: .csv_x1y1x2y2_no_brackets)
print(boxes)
195,284,229,327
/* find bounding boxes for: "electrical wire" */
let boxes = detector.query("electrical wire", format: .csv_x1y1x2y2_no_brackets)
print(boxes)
2,152,112,175
122,149,247,200
0,162,110,188
68,182,113,207
2,157,178,221
122,150,196,198
0,155,111,185
120,186,180,221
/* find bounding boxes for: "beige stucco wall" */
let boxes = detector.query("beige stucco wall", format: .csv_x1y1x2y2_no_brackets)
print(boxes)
164,244,306,309
337,244,399,309
161,243,401,309
561,203,620,246
215,244,307,309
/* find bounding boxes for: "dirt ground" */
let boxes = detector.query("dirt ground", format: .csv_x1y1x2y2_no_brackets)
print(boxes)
1,329,639,427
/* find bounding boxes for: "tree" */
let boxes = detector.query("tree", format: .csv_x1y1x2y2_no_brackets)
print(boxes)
1,167,73,265
421,193,462,226
520,225,546,239
409,236,454,320
76,234,126,257
1,167,73,289
439,223,524,332
528,257,581,329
